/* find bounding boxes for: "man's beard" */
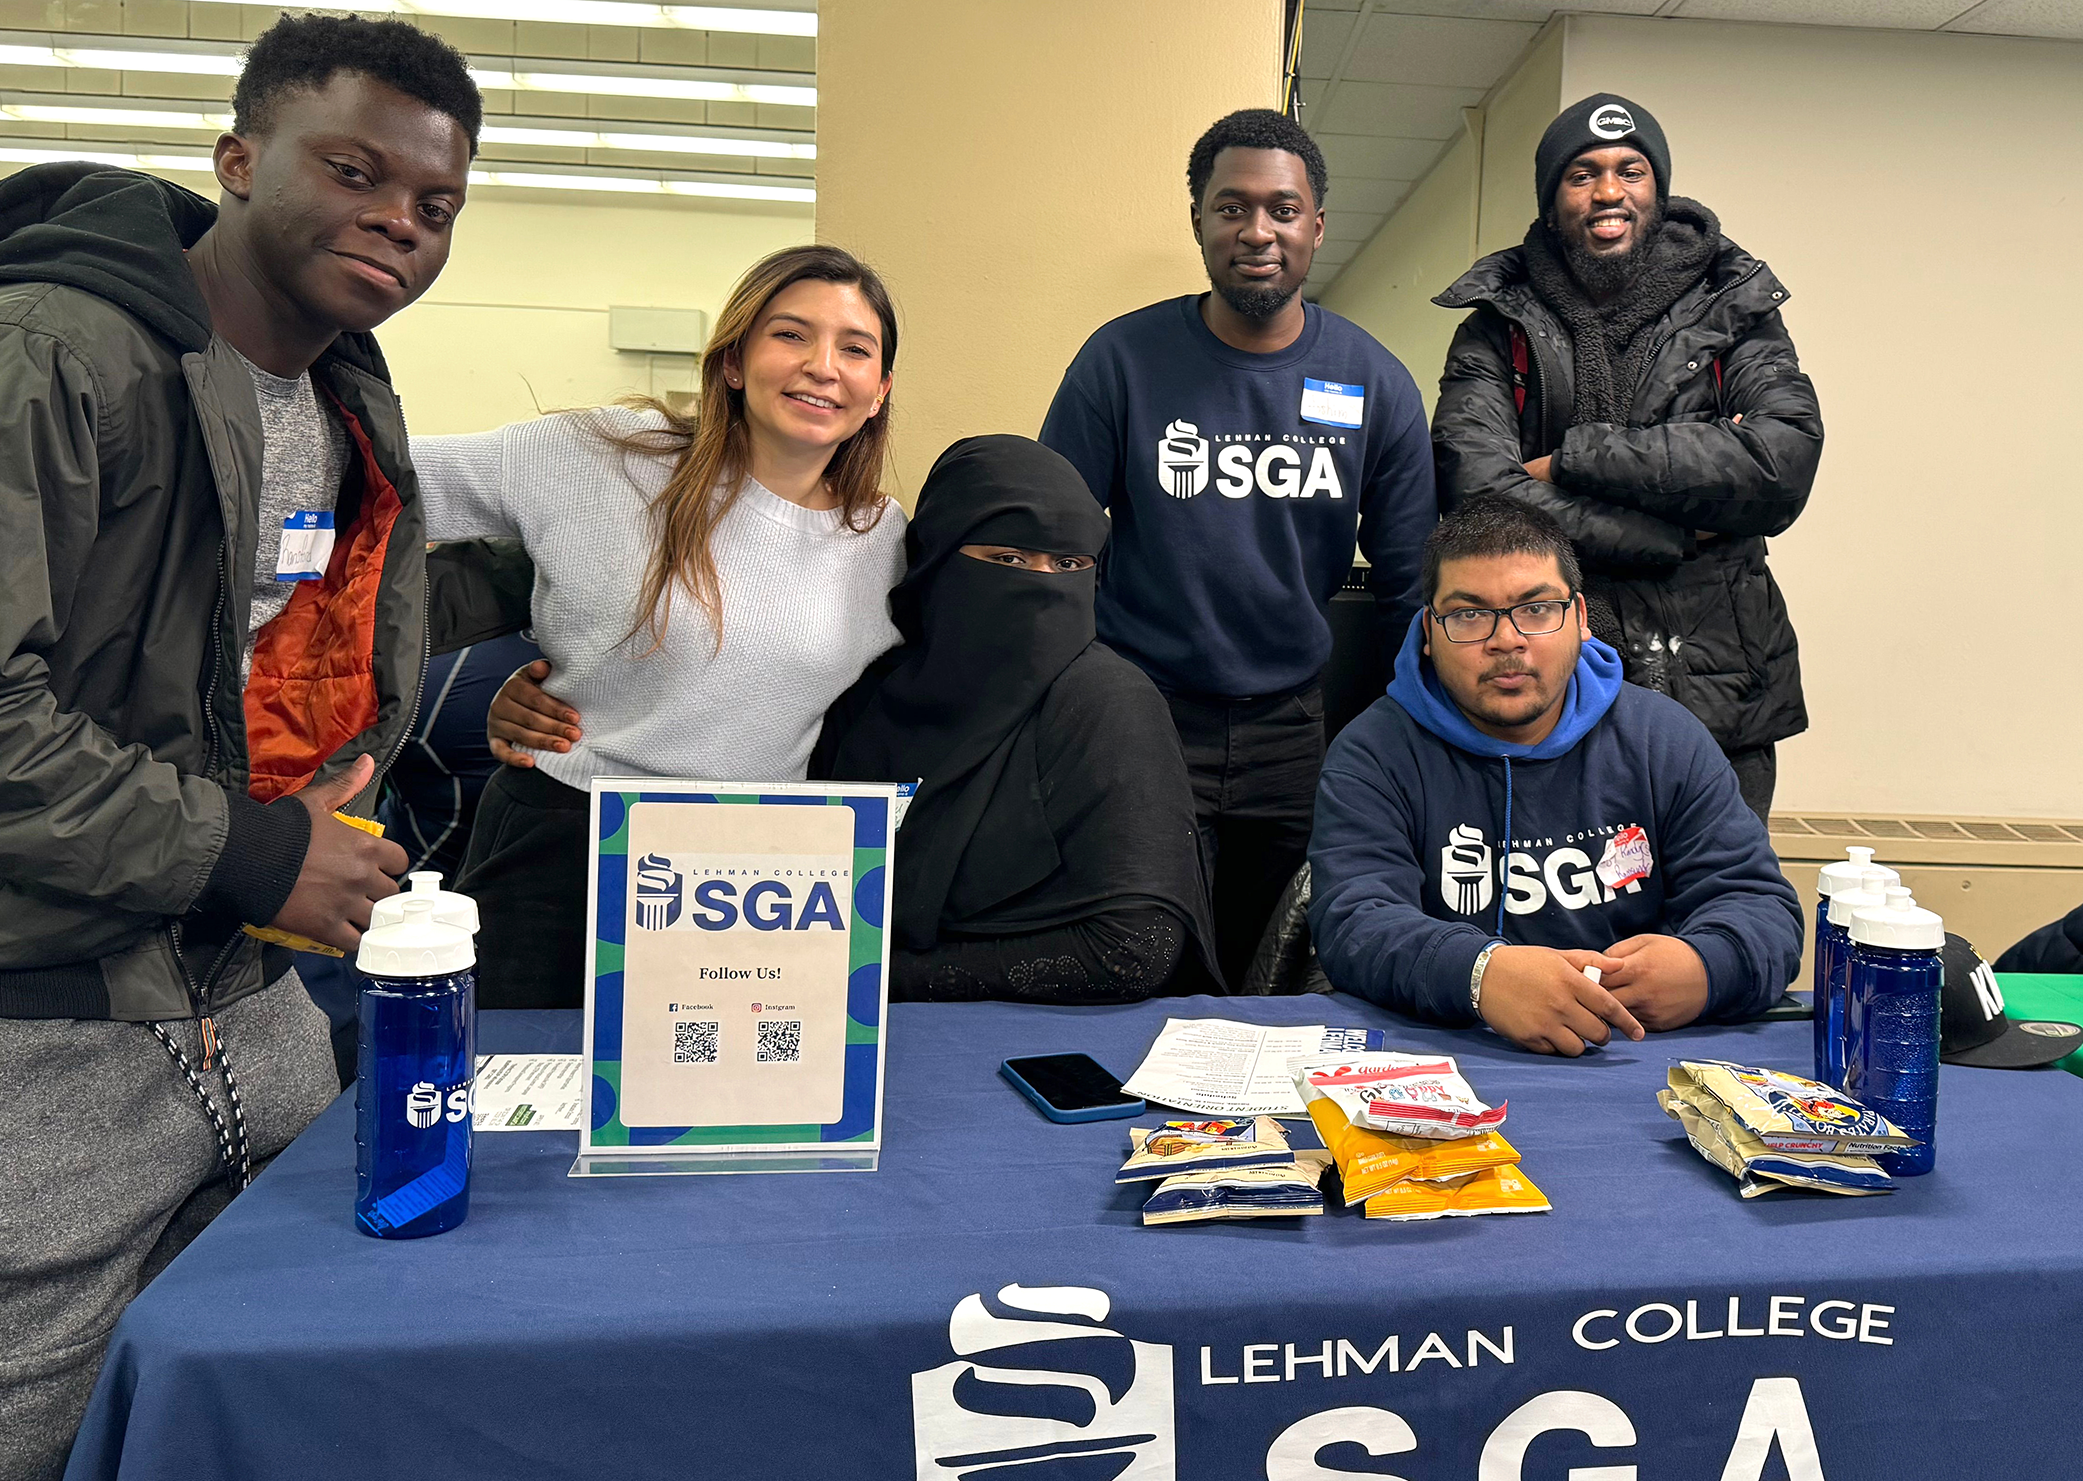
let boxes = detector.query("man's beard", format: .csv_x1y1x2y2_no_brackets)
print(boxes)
1213,279,1298,320
1561,199,1663,300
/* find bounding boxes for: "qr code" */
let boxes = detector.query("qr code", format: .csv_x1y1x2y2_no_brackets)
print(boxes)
755,1019,802,1063
672,1019,719,1064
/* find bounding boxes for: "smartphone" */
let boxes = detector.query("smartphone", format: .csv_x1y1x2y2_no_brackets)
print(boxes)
1000,1053,1144,1124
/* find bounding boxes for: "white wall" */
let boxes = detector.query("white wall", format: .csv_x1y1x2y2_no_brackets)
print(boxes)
1319,25,1562,415
1326,14,2083,820
1560,16,2083,819
380,191,812,435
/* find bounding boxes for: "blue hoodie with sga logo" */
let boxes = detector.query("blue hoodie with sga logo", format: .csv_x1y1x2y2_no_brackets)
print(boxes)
1307,615,1802,1026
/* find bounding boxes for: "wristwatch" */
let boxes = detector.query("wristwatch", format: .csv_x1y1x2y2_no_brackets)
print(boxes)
1470,939,1506,1018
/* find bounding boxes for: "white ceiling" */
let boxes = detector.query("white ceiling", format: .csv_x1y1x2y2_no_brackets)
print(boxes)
1299,0,2083,296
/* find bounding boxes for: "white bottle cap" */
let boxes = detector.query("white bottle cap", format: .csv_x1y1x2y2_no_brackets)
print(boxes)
369,871,480,935
1827,866,1897,928
1850,885,1944,951
357,897,476,978
1818,846,1883,899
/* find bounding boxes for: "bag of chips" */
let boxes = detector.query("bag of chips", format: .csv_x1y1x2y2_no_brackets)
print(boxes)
1668,1061,1915,1156
1305,1098,1520,1206
1363,1164,1551,1221
1296,1053,1507,1139
1141,1150,1332,1227
1659,1084,1893,1198
1117,1117,1293,1183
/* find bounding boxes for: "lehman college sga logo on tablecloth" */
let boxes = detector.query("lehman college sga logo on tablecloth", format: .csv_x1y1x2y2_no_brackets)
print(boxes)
910,1282,1892,1478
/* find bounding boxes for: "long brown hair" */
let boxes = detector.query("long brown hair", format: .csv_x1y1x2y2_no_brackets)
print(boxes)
605,244,898,652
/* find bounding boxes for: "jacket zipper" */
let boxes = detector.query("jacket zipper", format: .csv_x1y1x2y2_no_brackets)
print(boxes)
1635,261,1764,415
364,384,427,804
369,612,429,802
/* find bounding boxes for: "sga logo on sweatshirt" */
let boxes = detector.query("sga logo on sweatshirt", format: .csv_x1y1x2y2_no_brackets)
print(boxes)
1437,823,1651,918
1154,419,1348,502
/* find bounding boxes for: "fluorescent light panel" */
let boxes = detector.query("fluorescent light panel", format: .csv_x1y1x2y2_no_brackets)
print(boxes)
0,96,814,157
467,67,811,104
0,43,240,76
0,31,815,106
0,143,814,200
201,0,817,35
3,102,233,129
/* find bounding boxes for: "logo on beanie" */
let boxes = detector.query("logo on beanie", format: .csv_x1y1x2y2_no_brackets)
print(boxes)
1589,102,1636,140
1155,419,1209,500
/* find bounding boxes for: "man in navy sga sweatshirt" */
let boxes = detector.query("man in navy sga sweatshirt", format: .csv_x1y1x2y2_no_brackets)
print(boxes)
1308,494,1800,1056
1040,108,1437,985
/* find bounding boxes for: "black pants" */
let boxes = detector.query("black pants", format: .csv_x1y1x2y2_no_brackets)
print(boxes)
455,764,591,1009
1727,743,1776,828
1163,685,1326,989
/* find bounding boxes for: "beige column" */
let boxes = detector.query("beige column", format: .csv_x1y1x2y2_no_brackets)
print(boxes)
817,0,1284,501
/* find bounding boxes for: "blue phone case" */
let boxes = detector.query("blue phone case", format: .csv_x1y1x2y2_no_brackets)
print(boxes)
999,1058,1145,1123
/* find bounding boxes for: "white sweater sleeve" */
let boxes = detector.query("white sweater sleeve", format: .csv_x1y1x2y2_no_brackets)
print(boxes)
411,426,517,542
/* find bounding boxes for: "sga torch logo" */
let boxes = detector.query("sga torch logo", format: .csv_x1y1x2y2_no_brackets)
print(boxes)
1155,419,1209,500
635,852,683,930
912,1283,1175,1478
1440,823,1495,915
404,1079,472,1129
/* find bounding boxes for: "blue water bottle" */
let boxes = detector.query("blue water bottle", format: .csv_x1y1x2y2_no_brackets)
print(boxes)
1816,864,1895,1088
355,897,477,1237
1846,887,1943,1177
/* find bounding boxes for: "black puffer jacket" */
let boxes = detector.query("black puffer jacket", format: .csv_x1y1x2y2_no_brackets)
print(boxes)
1431,231,1822,754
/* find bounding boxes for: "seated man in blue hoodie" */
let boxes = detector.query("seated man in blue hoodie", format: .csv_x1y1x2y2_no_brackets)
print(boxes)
1309,494,1801,1056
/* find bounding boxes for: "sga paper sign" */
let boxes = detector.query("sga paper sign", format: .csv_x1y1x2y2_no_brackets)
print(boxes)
581,779,895,1157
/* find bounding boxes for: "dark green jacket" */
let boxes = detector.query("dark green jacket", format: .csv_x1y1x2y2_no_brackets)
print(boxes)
0,164,426,1020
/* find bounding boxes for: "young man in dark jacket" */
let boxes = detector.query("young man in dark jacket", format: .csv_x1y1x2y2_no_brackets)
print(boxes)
1040,108,1437,985
0,18,477,1475
1430,93,1823,821
1309,495,1801,1057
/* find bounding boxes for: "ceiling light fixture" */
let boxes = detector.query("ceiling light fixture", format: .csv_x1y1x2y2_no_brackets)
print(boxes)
0,142,816,201
0,42,241,76
0,94,815,156
468,66,812,104
0,30,816,106
201,0,815,35
2,102,234,129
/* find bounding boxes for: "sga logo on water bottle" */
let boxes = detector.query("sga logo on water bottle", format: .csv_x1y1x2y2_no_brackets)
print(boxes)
404,1079,472,1130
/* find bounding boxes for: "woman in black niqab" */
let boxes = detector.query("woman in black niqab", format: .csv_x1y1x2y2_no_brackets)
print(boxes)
814,435,1219,1002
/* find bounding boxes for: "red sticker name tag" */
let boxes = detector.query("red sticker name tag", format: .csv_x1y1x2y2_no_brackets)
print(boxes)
1596,825,1653,889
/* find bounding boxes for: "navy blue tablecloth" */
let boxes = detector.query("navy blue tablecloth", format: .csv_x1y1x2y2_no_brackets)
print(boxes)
65,996,2083,1479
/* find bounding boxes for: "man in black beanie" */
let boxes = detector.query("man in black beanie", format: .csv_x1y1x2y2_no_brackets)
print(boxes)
1430,92,1823,820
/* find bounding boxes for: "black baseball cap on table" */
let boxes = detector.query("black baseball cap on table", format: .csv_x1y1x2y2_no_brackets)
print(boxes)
1940,932,2082,1068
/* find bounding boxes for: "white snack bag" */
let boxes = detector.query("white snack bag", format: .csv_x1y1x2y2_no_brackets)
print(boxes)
1295,1053,1507,1140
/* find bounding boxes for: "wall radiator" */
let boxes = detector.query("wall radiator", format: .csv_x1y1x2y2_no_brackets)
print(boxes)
1770,814,2083,982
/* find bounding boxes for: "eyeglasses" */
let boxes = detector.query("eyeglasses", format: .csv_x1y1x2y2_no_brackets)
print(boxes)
1429,597,1575,644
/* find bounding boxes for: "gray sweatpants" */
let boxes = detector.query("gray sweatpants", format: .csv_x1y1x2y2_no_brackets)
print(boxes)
0,972,337,1481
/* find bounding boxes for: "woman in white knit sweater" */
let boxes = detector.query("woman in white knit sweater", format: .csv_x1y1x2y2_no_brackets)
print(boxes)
412,244,907,1008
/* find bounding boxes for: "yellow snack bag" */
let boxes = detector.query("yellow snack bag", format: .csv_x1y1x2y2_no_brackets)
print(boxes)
1308,1099,1519,1207
242,812,386,958
1364,1164,1551,1221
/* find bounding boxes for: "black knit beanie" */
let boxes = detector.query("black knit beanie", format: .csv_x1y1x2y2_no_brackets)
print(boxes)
1535,93,1670,218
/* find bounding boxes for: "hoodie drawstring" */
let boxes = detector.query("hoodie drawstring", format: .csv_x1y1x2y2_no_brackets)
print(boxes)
1496,756,1514,939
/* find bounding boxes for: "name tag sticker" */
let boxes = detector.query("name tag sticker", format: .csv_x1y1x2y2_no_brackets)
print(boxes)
894,780,920,828
1300,378,1365,429
1596,824,1654,890
275,510,335,582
